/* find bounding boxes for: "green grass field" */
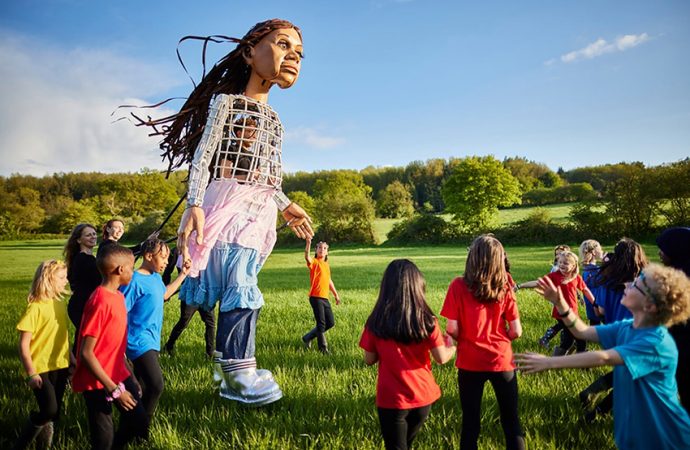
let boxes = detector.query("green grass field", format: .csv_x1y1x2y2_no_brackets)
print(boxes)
2,239,651,449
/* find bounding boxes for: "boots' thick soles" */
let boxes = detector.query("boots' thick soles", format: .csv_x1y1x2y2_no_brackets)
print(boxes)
218,358,283,406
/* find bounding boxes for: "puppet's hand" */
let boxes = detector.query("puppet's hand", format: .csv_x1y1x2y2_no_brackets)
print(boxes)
281,202,313,239
177,206,205,264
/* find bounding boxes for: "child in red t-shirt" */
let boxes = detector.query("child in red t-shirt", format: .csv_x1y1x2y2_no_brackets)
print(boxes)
302,237,341,354
359,259,455,450
72,244,149,449
518,250,596,355
441,234,525,450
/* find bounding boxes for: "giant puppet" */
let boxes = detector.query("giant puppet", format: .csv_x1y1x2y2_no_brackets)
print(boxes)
144,19,313,405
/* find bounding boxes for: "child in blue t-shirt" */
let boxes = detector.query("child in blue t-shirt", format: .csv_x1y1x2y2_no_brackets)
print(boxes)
120,239,190,424
517,263,690,449
579,239,604,325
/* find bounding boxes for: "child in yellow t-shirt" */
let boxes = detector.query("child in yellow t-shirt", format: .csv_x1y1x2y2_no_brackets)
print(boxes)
15,259,73,449
302,237,341,354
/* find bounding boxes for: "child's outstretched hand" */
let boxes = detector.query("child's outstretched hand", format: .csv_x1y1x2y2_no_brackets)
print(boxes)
335,294,341,306
535,276,567,310
116,390,138,411
514,352,550,374
180,258,192,276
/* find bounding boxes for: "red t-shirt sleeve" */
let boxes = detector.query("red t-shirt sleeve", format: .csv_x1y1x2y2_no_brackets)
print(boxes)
440,279,460,320
503,291,520,322
80,296,106,339
427,321,445,349
576,274,586,290
359,327,376,352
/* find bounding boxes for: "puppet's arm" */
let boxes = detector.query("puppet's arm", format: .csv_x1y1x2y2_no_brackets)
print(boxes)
178,94,231,262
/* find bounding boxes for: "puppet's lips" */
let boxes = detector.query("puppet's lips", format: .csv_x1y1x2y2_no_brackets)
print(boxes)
281,65,299,75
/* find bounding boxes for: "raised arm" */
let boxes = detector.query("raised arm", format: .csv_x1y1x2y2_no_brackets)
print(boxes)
536,276,599,342
164,259,191,300
304,236,313,265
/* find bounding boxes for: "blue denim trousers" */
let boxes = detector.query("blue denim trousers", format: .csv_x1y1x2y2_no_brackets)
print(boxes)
216,308,260,359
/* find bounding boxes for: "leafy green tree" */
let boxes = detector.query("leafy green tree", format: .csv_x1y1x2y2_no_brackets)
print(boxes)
653,159,690,226
503,156,555,191
313,171,376,244
2,187,46,232
604,164,657,236
376,181,415,218
53,200,103,233
442,156,522,231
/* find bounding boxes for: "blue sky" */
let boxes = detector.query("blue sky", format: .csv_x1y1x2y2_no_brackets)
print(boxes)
1,0,688,176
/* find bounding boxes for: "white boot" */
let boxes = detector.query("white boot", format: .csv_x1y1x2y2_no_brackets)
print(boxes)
212,351,224,389
219,358,283,406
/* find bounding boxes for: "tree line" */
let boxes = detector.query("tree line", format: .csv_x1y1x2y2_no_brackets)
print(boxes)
1,157,688,244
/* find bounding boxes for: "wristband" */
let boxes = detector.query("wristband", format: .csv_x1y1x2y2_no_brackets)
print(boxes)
25,373,39,382
557,308,571,318
106,382,126,402
273,191,291,212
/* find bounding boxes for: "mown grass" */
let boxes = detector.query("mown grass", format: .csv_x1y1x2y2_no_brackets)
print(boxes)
2,239,656,449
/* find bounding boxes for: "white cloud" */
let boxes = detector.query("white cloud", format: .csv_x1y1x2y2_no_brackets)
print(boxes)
557,33,650,64
0,32,181,176
286,126,345,149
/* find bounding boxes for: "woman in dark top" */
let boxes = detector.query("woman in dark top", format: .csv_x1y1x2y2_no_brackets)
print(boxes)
63,223,101,336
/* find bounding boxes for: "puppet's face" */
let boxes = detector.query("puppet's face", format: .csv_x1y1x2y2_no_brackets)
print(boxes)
246,28,303,89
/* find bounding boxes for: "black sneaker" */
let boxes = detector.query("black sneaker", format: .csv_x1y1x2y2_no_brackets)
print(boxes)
302,336,312,350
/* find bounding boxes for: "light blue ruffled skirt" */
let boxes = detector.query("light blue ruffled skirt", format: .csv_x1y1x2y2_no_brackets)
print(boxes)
180,242,265,312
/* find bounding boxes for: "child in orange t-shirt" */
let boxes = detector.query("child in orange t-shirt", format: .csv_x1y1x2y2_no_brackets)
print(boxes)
72,244,149,449
302,237,341,354
441,234,525,450
360,259,456,450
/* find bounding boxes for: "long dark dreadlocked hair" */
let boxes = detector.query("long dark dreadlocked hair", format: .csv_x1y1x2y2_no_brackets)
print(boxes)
132,19,302,175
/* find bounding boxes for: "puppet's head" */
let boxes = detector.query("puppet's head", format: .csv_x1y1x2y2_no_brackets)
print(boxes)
142,19,303,174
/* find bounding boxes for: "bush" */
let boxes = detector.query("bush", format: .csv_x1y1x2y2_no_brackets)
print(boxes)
522,183,597,206
386,214,459,244
568,203,615,240
494,208,578,245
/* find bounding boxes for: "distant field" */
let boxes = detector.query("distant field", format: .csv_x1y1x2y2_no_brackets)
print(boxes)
1,238,659,449
374,203,576,243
